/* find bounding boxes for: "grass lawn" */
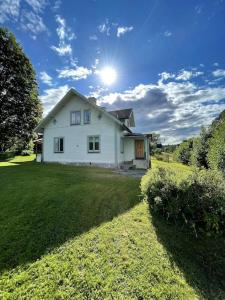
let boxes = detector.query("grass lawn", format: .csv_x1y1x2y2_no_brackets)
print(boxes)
0,157,225,299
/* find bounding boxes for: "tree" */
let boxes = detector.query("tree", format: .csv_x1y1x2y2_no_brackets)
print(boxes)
0,28,42,152
191,127,211,168
208,122,225,172
173,139,193,165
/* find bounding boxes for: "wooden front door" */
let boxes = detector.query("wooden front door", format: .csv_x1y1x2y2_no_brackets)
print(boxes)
135,140,144,159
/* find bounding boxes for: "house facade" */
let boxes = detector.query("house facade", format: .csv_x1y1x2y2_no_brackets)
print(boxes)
35,88,150,169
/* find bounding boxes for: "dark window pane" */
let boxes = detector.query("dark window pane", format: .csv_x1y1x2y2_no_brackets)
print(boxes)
84,110,91,124
89,142,93,150
59,138,64,152
95,142,99,150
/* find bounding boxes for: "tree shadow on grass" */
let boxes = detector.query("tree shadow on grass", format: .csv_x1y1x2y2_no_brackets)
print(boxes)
0,162,140,273
149,208,225,299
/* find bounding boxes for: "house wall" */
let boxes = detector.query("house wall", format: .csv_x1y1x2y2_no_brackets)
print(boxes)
43,94,122,167
124,138,135,161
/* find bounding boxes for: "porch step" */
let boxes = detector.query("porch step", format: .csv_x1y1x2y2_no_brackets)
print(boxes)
120,161,136,170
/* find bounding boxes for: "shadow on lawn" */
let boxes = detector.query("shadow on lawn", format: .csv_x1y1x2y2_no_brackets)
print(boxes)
149,209,225,299
0,162,140,273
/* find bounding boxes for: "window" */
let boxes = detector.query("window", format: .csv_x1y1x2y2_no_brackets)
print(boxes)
120,137,124,153
54,137,64,153
88,136,100,152
84,110,91,124
71,111,81,125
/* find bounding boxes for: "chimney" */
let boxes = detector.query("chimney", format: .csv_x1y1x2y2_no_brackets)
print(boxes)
88,97,97,105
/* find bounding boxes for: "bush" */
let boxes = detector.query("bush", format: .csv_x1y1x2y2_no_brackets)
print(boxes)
141,167,225,236
208,122,225,173
173,139,193,165
0,151,15,161
154,152,171,162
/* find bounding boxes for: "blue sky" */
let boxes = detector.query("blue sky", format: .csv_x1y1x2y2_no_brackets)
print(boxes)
1,0,225,143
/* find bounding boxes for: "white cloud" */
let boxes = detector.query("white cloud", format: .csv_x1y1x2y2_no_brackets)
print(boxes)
20,10,47,37
99,78,225,144
58,66,92,80
176,70,203,81
98,20,111,36
0,0,48,38
0,0,20,23
51,44,72,56
51,15,76,56
213,62,219,67
164,30,172,37
212,69,225,78
89,34,98,40
40,71,53,86
117,26,134,37
158,72,175,82
25,0,47,12
40,85,69,115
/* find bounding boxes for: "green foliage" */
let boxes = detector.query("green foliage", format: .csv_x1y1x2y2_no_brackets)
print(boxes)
191,127,211,168
141,166,225,236
154,152,171,163
208,121,225,172
173,139,193,165
0,151,15,161
0,28,42,152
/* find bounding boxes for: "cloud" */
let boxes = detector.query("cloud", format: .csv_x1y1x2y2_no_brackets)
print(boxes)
89,34,98,40
58,66,92,80
164,30,172,37
98,76,225,144
98,20,111,36
117,26,134,37
40,85,69,115
213,62,219,67
176,70,203,81
20,10,47,37
212,69,225,78
24,0,47,12
51,15,76,56
40,71,53,86
0,0,48,38
0,0,20,23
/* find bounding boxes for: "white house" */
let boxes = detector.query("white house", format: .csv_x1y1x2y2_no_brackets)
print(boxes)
35,88,150,169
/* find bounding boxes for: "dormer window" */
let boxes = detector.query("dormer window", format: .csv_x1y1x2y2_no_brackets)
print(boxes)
71,111,81,125
84,110,91,124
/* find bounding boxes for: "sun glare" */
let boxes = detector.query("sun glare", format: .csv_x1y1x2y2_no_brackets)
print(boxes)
100,67,117,85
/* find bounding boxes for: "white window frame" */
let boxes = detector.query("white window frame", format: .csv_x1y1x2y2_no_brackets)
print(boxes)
84,109,91,124
70,111,81,125
88,135,100,153
54,137,64,153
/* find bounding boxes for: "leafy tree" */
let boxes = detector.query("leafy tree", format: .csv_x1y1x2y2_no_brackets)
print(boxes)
173,139,193,165
191,127,211,168
208,122,225,172
0,28,42,152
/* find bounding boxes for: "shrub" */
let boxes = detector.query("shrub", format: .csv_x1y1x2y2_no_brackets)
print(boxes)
141,167,225,236
154,152,171,162
0,151,15,161
208,122,225,173
173,139,193,165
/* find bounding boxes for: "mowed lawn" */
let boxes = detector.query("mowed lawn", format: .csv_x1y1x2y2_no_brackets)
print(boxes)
0,157,225,299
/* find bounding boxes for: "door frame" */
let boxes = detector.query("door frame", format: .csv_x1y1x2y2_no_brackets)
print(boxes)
135,139,145,159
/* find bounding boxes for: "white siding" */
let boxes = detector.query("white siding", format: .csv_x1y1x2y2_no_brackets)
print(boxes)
43,94,120,166
124,138,135,161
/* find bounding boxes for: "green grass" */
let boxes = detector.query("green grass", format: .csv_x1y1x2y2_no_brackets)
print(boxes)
0,157,224,299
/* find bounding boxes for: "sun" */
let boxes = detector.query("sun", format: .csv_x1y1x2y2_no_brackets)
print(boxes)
99,67,117,85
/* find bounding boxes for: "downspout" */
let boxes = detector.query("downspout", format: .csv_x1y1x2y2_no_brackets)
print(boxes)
114,125,118,168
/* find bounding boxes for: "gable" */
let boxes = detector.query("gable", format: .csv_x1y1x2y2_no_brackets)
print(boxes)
35,88,129,133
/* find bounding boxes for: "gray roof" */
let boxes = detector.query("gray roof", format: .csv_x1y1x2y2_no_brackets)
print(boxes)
108,108,133,120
